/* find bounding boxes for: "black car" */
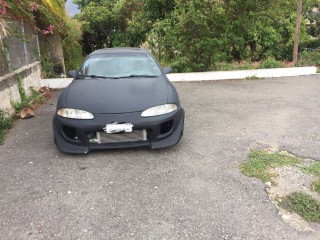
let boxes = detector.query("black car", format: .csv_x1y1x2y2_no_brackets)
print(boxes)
53,48,184,154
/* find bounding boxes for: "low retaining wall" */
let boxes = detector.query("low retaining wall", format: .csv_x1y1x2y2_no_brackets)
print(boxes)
41,66,318,89
168,66,317,81
0,62,41,114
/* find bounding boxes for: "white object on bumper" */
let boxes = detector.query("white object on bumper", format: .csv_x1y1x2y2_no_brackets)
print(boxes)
104,123,133,134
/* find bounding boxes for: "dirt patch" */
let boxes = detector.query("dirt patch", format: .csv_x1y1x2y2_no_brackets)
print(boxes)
266,163,320,232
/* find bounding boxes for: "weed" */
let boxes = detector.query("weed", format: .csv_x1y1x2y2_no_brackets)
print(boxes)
278,192,320,223
0,111,12,144
311,180,320,195
245,75,261,80
305,161,320,195
240,150,302,182
11,77,44,112
41,55,60,78
301,162,320,177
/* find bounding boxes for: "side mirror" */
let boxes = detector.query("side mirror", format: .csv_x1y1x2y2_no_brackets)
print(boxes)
67,70,77,78
163,67,173,74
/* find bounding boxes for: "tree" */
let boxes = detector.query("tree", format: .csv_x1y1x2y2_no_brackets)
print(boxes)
76,0,318,71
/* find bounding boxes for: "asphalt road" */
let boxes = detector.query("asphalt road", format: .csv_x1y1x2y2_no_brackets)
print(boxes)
0,75,320,240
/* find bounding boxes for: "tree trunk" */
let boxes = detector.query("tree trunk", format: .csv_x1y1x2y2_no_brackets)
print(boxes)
293,0,303,63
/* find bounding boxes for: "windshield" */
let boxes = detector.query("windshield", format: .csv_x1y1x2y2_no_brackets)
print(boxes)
77,53,163,79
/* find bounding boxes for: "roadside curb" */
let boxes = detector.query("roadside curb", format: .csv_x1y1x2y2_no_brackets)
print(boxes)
41,66,318,89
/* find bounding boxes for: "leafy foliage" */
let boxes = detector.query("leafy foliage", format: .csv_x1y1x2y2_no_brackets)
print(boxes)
297,50,320,67
76,0,319,72
260,58,282,69
4,0,83,73
5,0,68,35
305,3,320,38
40,55,60,78
11,77,44,112
62,18,84,71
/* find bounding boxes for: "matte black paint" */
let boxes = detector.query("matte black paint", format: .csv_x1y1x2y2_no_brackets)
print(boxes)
65,77,171,114
53,48,184,154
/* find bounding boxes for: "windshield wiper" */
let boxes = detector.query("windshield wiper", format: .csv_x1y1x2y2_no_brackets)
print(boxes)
77,75,107,79
78,75,123,79
117,74,159,79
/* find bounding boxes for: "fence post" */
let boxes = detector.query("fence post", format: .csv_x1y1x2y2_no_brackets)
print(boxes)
36,33,41,60
3,46,11,71
20,20,29,65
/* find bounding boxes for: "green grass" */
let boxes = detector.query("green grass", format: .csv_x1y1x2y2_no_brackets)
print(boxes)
240,150,302,182
0,111,13,144
301,162,320,177
312,180,320,195
245,75,261,80
278,192,320,223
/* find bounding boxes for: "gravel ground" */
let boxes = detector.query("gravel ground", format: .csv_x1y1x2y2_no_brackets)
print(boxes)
0,75,319,240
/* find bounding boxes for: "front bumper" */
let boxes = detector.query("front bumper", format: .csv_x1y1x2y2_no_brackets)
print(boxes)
53,107,184,154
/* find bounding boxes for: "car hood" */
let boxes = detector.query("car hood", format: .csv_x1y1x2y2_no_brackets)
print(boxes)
66,77,169,114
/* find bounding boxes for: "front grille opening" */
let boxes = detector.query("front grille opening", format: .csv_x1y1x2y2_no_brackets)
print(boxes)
160,120,174,135
97,130,147,144
87,132,95,139
62,125,77,140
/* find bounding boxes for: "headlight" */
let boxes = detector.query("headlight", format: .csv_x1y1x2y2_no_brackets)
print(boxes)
141,104,177,117
57,108,94,119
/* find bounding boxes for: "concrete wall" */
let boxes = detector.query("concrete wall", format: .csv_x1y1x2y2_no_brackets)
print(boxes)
0,62,41,114
0,17,43,114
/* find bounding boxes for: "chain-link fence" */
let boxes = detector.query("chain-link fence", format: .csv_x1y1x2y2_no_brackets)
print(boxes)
0,17,40,76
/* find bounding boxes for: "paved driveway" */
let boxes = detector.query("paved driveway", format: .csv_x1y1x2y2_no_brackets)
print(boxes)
1,75,320,240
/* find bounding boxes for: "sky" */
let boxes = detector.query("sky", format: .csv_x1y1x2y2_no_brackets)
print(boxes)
65,0,80,16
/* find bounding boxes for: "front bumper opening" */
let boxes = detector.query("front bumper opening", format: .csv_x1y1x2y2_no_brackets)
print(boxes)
62,125,78,140
160,120,174,135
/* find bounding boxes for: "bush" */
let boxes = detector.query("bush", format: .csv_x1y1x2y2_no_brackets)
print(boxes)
301,39,320,49
213,61,259,71
40,55,61,78
62,19,84,72
297,50,320,67
63,41,84,71
260,57,281,69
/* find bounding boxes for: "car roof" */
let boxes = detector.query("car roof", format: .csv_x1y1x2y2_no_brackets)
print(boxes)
90,48,151,55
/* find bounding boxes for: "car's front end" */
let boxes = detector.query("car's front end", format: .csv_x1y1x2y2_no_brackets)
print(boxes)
53,105,184,154
52,48,184,154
